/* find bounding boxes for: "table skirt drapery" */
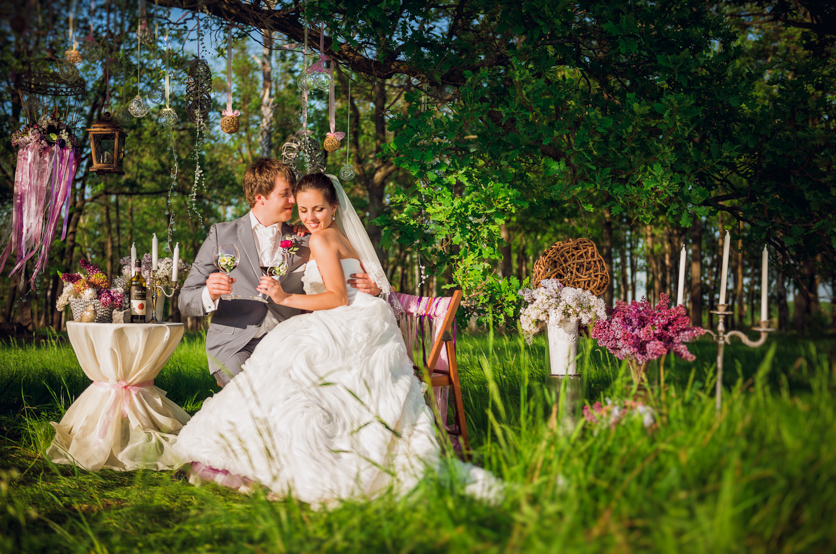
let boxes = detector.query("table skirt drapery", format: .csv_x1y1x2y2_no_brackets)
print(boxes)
47,322,191,471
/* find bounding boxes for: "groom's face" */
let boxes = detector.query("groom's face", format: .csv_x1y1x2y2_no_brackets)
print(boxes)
257,175,295,224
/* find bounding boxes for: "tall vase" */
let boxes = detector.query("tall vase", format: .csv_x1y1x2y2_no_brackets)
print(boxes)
547,317,579,375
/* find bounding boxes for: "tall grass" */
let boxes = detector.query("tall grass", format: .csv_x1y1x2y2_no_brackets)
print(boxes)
1,331,834,552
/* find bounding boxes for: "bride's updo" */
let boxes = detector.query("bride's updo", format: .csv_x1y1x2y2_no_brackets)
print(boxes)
294,173,339,206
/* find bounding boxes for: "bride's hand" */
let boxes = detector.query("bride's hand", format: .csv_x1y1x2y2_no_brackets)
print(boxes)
258,276,288,304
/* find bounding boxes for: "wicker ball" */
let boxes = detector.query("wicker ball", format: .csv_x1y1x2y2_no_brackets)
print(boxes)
221,115,240,134
65,48,82,65
532,238,609,296
323,135,341,152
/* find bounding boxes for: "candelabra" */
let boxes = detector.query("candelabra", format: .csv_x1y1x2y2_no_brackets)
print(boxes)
148,277,180,324
706,303,773,411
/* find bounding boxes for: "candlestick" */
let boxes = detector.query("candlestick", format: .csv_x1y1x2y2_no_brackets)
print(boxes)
677,245,686,305
718,230,730,305
172,243,180,282
761,246,768,323
152,234,158,270
131,242,137,264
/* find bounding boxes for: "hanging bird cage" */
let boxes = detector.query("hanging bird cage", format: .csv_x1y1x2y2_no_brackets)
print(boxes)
86,112,128,174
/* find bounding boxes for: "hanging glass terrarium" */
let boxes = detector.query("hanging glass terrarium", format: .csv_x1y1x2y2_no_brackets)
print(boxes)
86,112,128,174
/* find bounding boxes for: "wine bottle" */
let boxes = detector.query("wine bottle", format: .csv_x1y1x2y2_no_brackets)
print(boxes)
130,258,147,323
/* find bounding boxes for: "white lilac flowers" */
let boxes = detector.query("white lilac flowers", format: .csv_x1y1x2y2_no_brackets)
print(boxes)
518,278,607,344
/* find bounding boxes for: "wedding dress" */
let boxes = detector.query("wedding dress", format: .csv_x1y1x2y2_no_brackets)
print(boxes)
174,258,498,505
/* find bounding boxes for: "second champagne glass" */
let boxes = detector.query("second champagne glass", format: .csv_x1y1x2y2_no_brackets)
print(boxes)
212,244,240,300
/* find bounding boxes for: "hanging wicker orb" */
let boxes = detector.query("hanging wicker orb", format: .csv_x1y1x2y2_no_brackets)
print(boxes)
221,115,240,134
281,131,325,178
128,95,149,118
146,83,164,105
308,71,332,92
323,135,341,152
185,58,212,125
65,48,82,65
339,163,356,182
56,59,80,82
137,22,155,47
80,36,103,62
159,107,178,128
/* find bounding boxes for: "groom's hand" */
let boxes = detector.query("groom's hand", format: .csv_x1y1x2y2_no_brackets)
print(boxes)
206,272,236,301
292,224,309,237
348,271,381,297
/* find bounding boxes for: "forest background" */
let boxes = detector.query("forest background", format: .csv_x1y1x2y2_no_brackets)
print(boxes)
0,0,834,336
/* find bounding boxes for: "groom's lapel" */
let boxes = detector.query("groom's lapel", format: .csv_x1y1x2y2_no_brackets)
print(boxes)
236,216,261,281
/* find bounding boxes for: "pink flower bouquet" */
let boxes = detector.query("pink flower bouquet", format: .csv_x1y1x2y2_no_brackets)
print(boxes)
591,293,706,382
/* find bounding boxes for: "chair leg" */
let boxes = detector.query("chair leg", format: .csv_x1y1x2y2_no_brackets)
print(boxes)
446,342,470,461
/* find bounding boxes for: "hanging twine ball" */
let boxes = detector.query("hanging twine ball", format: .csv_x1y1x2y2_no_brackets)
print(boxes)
159,107,178,128
532,237,609,296
323,135,341,152
221,115,240,134
339,164,356,181
65,48,82,65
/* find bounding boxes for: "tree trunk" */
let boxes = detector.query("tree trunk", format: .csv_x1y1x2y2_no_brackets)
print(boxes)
602,206,614,305
629,222,637,303
690,217,702,326
645,225,660,303
793,257,818,330
499,223,513,279
776,254,789,332
662,227,672,300
517,233,528,284
735,220,745,328
3,272,20,323
619,222,629,301
259,24,275,157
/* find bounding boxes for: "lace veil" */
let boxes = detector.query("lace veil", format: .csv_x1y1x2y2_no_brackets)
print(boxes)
326,174,404,316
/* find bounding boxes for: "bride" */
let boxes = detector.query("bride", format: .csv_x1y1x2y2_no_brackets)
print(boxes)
174,173,496,505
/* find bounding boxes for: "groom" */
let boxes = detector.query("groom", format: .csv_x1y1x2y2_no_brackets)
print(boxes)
179,158,380,386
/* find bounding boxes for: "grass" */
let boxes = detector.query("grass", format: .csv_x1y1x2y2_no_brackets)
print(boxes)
1,329,835,553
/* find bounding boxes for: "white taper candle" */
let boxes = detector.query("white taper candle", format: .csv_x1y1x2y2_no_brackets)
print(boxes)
677,244,686,305
131,242,137,264
172,243,180,282
719,231,730,306
152,233,158,271
761,246,768,323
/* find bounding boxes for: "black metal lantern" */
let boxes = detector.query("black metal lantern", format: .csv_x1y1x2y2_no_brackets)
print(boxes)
86,112,127,174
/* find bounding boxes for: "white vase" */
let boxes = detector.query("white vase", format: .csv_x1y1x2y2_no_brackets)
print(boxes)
547,318,579,375
146,295,165,323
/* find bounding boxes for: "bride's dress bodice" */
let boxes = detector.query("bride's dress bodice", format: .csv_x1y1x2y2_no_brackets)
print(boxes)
302,258,363,302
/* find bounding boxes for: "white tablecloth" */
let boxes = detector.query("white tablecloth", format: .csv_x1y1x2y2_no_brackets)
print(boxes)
47,322,191,471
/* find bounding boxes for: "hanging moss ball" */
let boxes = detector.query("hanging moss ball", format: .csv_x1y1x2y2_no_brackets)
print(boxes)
221,115,240,134
323,135,341,152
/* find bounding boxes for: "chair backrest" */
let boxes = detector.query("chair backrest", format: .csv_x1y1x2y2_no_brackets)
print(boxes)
392,290,462,375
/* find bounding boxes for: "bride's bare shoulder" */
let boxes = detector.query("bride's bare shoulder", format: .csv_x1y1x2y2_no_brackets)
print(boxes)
308,229,342,250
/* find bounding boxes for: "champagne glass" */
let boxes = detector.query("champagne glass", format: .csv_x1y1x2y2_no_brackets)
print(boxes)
212,244,240,300
259,250,289,302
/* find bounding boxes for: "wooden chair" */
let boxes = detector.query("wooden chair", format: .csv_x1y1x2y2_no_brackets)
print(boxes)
392,290,471,460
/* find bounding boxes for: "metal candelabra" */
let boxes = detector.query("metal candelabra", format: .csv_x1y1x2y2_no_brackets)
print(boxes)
705,303,773,411
148,278,180,324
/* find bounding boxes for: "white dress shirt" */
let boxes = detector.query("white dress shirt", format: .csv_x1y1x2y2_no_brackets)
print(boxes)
201,212,283,336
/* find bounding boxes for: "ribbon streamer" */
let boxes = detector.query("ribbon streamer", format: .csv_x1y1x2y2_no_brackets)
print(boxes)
93,380,155,442
223,25,240,117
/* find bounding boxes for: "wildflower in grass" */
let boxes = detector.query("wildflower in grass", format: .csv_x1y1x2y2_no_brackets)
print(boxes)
592,293,706,382
518,279,607,343
583,398,655,432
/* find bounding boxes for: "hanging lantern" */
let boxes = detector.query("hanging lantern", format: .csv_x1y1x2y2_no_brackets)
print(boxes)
86,112,128,174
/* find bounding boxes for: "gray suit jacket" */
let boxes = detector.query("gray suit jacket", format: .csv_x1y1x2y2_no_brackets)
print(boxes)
179,213,310,374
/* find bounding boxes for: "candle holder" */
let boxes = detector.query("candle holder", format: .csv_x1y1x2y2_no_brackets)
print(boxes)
148,277,180,324
705,303,773,411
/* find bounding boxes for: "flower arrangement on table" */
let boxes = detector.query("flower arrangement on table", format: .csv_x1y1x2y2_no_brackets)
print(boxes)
591,293,706,383
119,253,190,288
12,113,80,151
518,279,608,344
56,259,128,322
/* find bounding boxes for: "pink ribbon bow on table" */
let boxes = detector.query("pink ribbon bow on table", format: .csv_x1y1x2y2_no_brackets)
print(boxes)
93,380,155,443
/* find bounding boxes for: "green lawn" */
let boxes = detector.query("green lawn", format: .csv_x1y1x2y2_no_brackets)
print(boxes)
1,330,834,553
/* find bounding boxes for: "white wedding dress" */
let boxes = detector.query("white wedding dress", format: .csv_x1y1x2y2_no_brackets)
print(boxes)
174,258,497,505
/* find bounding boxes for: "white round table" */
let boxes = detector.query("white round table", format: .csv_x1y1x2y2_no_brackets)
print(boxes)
47,322,191,471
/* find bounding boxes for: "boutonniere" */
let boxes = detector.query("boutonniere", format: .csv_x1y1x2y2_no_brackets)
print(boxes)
279,234,301,257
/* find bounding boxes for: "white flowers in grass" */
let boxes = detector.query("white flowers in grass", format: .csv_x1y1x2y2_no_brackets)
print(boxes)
518,279,607,344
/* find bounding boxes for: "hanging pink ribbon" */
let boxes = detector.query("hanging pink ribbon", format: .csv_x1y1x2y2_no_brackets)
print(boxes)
93,380,156,442
222,24,239,118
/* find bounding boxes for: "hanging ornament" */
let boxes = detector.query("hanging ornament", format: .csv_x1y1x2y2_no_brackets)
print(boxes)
305,23,332,92
65,0,82,64
340,74,356,181
128,95,149,117
220,24,240,134
136,0,154,46
159,107,178,128
185,58,211,125
283,130,325,177
80,0,102,61
56,59,81,82
146,82,164,105
322,44,344,153
323,132,343,152
65,48,82,65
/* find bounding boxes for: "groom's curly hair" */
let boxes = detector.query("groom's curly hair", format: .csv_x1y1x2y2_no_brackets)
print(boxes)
243,158,296,207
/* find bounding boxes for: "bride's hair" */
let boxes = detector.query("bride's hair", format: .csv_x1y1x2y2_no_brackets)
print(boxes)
294,173,339,206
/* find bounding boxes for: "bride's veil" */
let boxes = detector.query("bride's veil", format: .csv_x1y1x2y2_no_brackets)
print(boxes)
326,174,404,316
